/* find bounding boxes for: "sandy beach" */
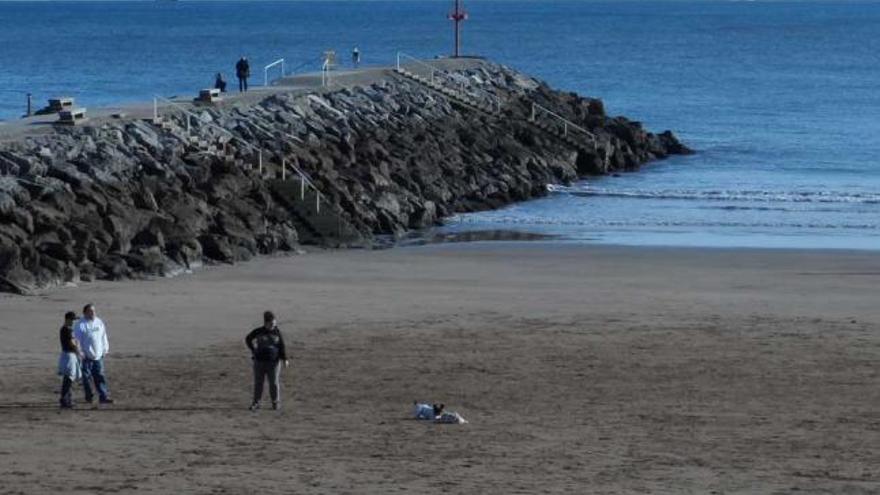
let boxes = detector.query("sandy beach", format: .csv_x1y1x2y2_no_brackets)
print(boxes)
0,243,878,494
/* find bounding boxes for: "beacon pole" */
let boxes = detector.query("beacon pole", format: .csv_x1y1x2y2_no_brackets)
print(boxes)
448,0,468,58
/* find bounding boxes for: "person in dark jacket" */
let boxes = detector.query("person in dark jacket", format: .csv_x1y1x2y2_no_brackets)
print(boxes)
214,72,227,93
57,311,82,409
235,56,250,93
245,311,288,411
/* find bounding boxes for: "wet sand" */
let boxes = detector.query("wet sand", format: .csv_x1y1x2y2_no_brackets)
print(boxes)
0,243,878,494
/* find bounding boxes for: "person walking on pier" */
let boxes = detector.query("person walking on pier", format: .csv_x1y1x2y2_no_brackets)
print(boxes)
74,303,114,404
235,56,250,92
57,311,82,409
246,311,289,411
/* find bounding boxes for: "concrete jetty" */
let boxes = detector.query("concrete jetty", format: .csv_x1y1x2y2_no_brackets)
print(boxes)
0,56,689,294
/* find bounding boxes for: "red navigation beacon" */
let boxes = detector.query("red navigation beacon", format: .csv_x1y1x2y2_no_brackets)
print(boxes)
448,0,468,58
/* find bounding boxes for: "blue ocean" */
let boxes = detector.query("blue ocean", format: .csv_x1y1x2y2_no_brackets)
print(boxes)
1,1,878,249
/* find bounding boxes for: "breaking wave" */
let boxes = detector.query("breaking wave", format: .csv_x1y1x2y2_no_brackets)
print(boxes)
547,184,880,205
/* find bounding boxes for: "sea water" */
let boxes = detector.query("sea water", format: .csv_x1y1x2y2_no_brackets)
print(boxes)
1,1,878,249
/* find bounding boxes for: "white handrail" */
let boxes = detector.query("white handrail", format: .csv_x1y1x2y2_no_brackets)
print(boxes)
530,102,595,140
321,59,332,88
153,95,261,154
244,119,320,187
236,116,328,212
154,95,327,211
396,52,438,84
150,96,342,229
396,52,502,113
264,58,285,86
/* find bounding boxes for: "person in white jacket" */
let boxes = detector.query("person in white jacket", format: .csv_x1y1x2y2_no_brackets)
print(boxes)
74,303,113,404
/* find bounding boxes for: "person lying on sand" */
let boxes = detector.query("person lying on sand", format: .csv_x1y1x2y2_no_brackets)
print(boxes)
412,401,444,420
412,401,468,424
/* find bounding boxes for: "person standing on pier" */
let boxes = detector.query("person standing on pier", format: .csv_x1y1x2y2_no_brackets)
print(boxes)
235,56,250,92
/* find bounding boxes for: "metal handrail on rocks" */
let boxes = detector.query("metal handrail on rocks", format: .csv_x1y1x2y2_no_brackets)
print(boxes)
321,59,332,88
530,102,596,143
264,58,285,86
154,95,330,213
153,94,267,171
243,117,329,214
395,52,501,113
396,52,441,85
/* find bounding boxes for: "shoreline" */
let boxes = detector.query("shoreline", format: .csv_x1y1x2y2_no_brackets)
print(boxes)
402,223,880,252
3,239,880,301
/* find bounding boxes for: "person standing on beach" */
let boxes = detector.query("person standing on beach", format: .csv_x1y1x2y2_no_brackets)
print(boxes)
74,303,113,404
245,311,289,411
352,47,361,68
235,56,250,92
58,311,82,409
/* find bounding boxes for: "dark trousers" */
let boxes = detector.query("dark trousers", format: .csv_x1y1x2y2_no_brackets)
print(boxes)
60,376,73,407
238,77,248,92
81,358,110,402
252,360,281,405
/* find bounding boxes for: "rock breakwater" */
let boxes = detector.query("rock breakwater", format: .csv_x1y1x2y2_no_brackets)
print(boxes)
0,60,689,294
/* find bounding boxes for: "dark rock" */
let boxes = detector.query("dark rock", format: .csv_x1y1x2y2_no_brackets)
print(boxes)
658,130,693,155
166,237,202,268
96,255,131,281
38,242,76,262
198,234,235,263
132,225,166,250
575,150,606,176
124,247,167,275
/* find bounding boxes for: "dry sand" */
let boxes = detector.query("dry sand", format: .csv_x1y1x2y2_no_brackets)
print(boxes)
0,243,878,494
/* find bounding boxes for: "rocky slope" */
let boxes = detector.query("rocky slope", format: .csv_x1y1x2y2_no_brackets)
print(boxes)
0,61,690,294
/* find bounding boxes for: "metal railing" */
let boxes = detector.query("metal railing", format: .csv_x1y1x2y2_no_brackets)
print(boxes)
243,117,328,213
153,96,329,214
321,59,332,88
264,58,285,86
153,95,251,148
530,102,596,142
395,52,502,113
396,52,441,84
153,95,266,171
